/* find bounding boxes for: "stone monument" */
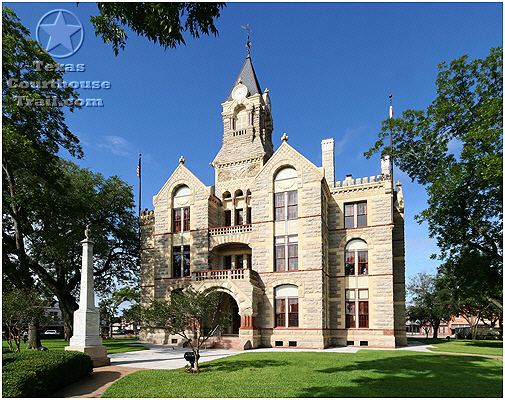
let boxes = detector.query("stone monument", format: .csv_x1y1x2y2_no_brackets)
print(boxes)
65,226,110,366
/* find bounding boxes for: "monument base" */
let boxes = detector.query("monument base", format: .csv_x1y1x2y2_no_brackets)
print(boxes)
65,345,110,367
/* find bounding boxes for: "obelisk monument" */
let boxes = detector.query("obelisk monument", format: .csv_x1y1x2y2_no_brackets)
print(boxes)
65,226,110,366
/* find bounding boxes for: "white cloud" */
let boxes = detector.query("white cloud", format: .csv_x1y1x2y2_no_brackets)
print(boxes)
97,136,133,157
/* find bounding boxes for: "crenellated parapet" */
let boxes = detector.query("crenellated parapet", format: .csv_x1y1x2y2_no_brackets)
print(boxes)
139,209,155,225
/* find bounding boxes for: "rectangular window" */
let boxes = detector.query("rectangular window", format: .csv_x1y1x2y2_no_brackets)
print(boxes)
236,209,244,225
358,251,368,275
275,298,285,327
287,191,298,219
275,236,298,271
275,191,297,221
346,301,356,328
288,298,299,327
345,252,355,275
344,202,367,228
288,244,298,271
247,207,252,224
173,207,190,232
275,245,286,271
275,193,285,221
224,210,231,227
345,250,368,276
275,298,298,327
184,208,190,231
174,209,182,232
359,301,369,328
237,255,244,269
172,245,190,277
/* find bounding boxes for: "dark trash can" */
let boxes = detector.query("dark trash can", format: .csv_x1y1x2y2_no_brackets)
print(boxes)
184,351,200,368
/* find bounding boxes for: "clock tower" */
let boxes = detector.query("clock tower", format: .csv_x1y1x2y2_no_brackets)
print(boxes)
211,55,274,187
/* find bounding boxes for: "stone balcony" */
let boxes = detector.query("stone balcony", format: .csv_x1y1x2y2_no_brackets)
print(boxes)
193,268,260,284
209,224,252,249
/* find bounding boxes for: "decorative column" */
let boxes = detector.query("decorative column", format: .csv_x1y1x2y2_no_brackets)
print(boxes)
65,226,110,366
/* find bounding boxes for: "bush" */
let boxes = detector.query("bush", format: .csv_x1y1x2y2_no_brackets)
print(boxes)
2,350,93,397
454,327,503,340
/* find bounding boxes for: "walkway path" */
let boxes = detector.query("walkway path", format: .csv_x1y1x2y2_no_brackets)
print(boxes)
51,341,502,398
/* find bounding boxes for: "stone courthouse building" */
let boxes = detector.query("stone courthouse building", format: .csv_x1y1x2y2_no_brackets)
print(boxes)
140,53,407,349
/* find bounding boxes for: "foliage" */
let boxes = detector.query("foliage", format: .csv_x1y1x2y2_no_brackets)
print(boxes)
2,289,50,353
366,47,503,309
99,287,140,337
2,7,139,341
2,349,92,397
90,2,225,56
406,272,452,339
103,351,503,398
142,287,230,371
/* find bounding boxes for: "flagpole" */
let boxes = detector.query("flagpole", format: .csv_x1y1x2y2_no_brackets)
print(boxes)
137,152,142,248
389,93,394,224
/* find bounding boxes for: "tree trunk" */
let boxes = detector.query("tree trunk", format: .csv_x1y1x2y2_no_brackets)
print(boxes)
57,293,78,341
432,322,440,339
26,319,42,349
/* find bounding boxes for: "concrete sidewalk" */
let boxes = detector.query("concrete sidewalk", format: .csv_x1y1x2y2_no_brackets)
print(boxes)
49,341,468,398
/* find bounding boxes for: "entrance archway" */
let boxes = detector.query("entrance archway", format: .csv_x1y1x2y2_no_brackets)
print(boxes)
217,292,240,335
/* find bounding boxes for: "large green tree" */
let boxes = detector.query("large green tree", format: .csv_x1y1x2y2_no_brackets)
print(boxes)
366,48,503,309
406,272,452,339
3,7,139,340
90,2,225,55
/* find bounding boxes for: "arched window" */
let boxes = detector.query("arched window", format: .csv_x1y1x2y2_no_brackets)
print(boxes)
275,285,299,327
173,185,190,232
345,239,368,276
274,167,298,221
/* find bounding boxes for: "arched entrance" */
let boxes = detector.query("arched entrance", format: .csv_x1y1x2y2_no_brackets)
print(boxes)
216,292,240,335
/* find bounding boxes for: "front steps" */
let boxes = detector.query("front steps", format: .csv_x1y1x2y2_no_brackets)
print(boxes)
212,335,241,349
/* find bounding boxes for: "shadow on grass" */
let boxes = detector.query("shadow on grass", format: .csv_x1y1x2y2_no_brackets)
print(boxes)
465,341,503,349
200,358,290,373
297,352,503,398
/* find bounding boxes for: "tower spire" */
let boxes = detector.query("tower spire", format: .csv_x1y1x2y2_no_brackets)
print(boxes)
241,23,252,57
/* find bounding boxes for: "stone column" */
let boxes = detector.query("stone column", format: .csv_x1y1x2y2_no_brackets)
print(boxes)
65,226,110,366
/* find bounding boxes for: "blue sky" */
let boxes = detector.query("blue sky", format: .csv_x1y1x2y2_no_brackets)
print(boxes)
5,1,503,284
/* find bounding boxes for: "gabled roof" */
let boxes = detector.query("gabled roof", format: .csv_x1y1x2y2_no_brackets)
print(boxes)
225,56,262,102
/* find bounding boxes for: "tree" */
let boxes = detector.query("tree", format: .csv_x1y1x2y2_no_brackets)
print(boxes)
90,2,226,56
99,287,140,337
406,272,452,339
439,252,501,340
2,289,49,352
143,287,230,372
2,8,139,341
3,159,139,341
366,48,503,310
3,6,82,344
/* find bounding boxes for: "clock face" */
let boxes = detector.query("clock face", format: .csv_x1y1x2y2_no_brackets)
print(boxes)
234,86,247,99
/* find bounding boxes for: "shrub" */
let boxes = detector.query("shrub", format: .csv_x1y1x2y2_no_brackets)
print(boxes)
2,350,93,397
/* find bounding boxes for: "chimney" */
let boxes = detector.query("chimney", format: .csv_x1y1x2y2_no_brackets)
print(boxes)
321,138,335,188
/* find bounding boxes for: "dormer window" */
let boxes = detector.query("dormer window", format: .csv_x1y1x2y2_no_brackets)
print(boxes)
173,185,190,232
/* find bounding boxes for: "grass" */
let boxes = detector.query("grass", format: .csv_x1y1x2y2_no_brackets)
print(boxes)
410,338,503,356
103,350,503,398
2,337,149,354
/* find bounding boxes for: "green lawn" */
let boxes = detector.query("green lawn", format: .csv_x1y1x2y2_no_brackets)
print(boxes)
410,338,503,356
103,350,503,398
2,337,149,354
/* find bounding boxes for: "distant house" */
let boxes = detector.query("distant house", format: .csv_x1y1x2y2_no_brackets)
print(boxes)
406,320,449,338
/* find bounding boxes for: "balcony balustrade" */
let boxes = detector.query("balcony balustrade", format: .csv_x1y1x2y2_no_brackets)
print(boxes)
193,268,259,283
209,224,252,236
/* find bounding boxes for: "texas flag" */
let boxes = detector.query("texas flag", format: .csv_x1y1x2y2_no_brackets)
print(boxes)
389,105,394,119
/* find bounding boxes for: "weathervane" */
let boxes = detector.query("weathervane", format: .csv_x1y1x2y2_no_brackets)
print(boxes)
241,24,252,57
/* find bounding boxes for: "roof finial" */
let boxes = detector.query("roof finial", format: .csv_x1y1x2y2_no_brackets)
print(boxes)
281,132,289,142
241,24,252,57
179,155,185,164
